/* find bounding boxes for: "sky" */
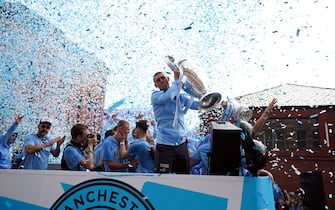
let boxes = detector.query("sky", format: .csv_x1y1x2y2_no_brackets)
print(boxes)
7,0,335,110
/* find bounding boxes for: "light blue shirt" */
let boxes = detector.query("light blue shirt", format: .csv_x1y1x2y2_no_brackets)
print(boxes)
63,144,86,171
151,79,199,146
102,136,128,172
190,143,211,175
0,123,18,169
93,142,103,168
127,139,154,173
273,183,283,204
187,137,198,152
198,134,211,148
23,134,56,170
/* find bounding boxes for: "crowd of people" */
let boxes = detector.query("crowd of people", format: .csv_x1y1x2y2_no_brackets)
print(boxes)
0,62,303,209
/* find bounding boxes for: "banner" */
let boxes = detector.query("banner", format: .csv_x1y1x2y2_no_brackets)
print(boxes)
0,170,274,210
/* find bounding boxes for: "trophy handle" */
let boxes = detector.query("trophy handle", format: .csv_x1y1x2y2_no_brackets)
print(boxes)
164,56,178,71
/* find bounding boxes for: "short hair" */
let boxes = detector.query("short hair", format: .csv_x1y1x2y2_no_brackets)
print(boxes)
153,71,168,81
116,120,130,129
136,120,148,133
105,129,115,138
153,71,163,77
71,124,88,139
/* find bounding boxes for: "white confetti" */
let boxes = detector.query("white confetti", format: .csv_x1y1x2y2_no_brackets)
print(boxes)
291,164,301,176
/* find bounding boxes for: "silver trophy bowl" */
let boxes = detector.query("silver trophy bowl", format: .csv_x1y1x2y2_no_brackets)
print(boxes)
165,56,221,112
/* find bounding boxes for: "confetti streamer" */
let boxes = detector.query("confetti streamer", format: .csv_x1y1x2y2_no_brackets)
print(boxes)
296,28,300,37
107,98,126,113
291,164,301,176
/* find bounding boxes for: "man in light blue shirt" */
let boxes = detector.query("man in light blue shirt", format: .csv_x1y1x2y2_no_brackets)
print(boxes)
151,69,199,174
62,124,97,171
102,120,138,172
102,135,128,172
0,115,23,169
23,117,65,170
93,129,114,171
190,142,211,175
120,120,154,173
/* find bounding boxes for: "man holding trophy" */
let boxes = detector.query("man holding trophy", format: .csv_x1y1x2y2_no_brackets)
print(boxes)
151,59,201,174
152,55,258,175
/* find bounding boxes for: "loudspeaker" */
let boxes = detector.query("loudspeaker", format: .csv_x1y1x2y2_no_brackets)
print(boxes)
209,121,242,175
300,171,326,210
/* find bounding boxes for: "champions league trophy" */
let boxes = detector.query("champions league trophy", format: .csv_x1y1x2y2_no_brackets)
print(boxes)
229,98,253,122
164,55,222,112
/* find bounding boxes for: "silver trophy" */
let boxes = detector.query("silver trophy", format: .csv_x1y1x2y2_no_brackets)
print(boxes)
230,99,253,122
165,56,221,112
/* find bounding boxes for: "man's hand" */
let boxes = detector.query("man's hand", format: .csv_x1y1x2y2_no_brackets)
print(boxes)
15,115,24,124
57,136,66,147
50,136,66,157
220,101,227,108
115,130,127,142
129,159,139,168
48,136,66,147
87,134,97,148
267,98,278,112
111,113,118,119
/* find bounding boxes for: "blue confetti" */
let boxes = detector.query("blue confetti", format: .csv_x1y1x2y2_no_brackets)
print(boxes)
296,118,303,125
296,28,300,37
107,98,126,113
1,0,335,167
184,26,192,30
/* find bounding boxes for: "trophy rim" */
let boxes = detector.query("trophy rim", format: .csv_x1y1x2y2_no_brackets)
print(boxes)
199,92,222,112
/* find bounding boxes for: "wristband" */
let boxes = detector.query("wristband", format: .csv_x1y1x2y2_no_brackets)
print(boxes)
87,150,94,154
120,142,125,145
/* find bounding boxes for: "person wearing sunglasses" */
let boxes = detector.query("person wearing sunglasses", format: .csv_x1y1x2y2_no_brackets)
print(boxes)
61,124,97,171
151,69,199,174
23,117,65,170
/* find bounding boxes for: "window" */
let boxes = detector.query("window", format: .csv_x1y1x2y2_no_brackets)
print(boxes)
258,118,320,150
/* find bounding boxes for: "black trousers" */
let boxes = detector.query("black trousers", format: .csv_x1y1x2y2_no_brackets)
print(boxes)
154,141,190,174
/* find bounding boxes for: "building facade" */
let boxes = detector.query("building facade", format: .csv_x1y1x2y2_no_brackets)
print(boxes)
238,84,335,210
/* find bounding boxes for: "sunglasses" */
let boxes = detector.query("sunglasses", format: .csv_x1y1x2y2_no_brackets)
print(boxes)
154,76,166,83
41,125,51,129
